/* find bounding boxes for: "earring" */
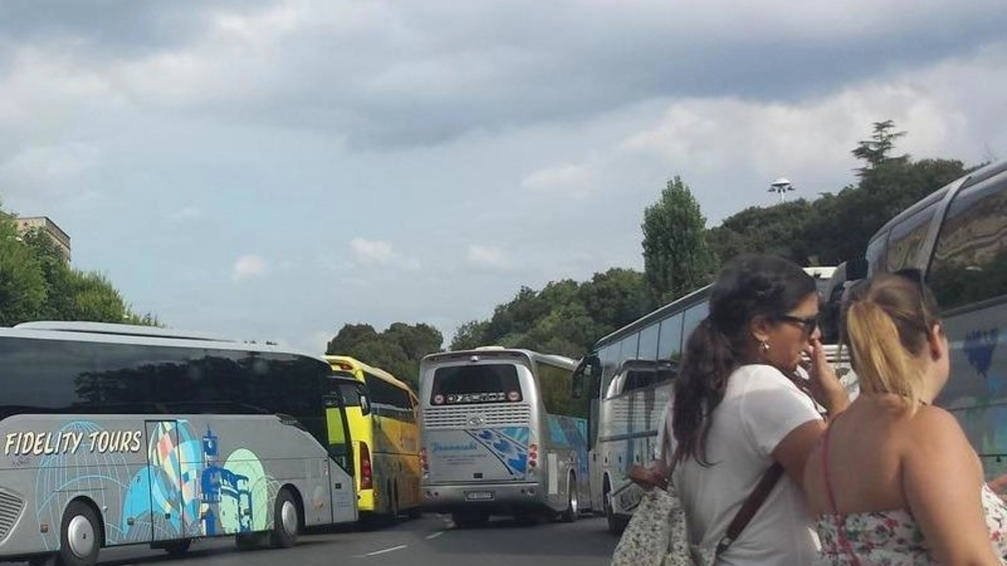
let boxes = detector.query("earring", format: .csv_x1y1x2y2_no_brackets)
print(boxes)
760,341,771,353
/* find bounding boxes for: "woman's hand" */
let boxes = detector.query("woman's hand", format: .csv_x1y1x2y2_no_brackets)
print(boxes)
805,336,850,417
628,461,669,492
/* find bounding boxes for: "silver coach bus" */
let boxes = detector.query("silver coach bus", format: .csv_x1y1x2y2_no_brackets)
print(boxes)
0,322,361,566
854,160,1007,478
418,348,589,528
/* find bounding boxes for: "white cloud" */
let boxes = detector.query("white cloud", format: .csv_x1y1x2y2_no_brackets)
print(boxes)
350,237,420,270
467,244,512,270
231,254,269,281
169,207,202,221
350,237,394,264
520,163,596,199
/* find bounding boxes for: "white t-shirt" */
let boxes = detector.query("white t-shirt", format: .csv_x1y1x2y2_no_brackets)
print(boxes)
668,364,823,566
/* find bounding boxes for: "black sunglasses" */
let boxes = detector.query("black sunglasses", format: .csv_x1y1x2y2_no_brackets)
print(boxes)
775,314,819,335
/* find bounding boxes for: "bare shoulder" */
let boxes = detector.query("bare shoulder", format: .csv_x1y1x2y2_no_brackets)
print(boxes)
899,405,977,469
903,405,965,439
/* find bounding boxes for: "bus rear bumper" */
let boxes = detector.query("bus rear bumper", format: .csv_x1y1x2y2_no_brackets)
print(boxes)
421,482,545,513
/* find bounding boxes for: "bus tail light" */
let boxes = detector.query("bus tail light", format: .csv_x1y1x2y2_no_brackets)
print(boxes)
420,448,429,473
360,441,373,490
528,443,538,469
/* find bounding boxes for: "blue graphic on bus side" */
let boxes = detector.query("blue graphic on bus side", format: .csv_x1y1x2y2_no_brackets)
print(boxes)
466,427,529,477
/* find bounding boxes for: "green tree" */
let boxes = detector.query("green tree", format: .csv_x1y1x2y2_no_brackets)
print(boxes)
707,199,816,266
0,213,47,326
641,176,716,303
326,322,444,389
450,319,490,350
852,119,908,175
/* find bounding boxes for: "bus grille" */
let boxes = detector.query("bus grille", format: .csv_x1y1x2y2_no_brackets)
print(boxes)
423,404,531,429
0,490,24,541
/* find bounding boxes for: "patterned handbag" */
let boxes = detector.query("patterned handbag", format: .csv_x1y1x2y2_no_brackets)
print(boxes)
611,446,783,566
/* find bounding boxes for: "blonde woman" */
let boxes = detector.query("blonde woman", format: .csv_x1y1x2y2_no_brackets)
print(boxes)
804,272,1007,564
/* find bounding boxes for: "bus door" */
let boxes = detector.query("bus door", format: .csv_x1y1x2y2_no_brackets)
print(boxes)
145,420,186,541
324,378,365,523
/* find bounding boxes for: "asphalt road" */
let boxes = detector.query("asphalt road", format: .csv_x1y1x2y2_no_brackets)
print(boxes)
4,515,619,566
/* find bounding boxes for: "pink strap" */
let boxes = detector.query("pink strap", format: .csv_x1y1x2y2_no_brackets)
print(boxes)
822,422,862,565
822,423,841,515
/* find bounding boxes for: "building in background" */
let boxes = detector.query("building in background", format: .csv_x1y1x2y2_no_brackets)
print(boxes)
16,216,71,261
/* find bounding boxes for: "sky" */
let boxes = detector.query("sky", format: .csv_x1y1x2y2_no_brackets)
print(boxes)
2,0,1006,353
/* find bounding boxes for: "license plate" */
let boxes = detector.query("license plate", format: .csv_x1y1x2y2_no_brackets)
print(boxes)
465,491,494,501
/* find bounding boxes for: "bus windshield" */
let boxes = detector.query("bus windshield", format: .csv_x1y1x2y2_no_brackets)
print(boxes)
430,364,523,405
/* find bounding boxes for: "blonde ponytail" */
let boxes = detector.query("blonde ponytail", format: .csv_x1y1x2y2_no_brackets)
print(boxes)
843,286,929,409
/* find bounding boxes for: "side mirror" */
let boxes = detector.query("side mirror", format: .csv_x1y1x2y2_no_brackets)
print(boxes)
572,364,586,399
571,356,599,399
846,257,868,280
358,390,372,416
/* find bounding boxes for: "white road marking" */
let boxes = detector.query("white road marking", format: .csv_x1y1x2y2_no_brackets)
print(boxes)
366,544,408,557
425,531,445,540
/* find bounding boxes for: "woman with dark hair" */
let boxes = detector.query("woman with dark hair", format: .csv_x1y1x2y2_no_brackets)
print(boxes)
637,254,851,564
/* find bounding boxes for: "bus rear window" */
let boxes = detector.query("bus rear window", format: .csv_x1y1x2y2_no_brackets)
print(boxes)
430,364,523,405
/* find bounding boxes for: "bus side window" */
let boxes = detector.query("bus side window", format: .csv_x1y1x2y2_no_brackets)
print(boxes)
886,202,938,272
865,230,889,276
928,175,1007,310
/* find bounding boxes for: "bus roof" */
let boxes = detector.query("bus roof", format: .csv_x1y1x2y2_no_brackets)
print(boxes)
2,324,327,363
324,354,415,393
421,347,577,370
591,266,837,350
15,320,235,342
593,284,711,350
870,159,1007,244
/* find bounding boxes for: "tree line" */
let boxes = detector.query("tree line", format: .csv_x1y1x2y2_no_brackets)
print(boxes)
0,121,975,391
323,121,975,385
0,207,157,327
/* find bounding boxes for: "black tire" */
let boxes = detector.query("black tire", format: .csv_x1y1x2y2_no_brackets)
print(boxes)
406,507,422,520
163,539,192,556
562,474,579,523
58,500,101,566
270,488,300,548
604,482,627,535
451,510,489,529
388,482,399,522
235,532,265,551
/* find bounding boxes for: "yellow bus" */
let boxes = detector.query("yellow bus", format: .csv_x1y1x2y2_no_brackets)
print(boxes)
325,355,422,522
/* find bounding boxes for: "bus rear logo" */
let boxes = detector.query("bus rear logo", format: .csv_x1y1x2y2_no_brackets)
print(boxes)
468,415,486,426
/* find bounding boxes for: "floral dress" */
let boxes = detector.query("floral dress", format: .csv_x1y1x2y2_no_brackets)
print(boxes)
814,422,1007,565
814,484,1007,565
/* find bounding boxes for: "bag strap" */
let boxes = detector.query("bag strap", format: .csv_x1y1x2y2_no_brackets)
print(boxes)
661,427,784,557
714,462,784,556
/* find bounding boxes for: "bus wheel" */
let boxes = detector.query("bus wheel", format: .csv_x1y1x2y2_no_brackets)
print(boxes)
562,474,579,523
603,481,626,535
59,500,101,566
388,481,399,522
269,488,300,548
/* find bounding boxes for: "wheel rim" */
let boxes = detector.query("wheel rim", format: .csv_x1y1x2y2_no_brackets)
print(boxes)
569,482,578,515
67,514,95,559
280,500,297,535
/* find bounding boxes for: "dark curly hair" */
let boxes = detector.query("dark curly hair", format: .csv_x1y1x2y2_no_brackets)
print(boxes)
672,254,817,465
